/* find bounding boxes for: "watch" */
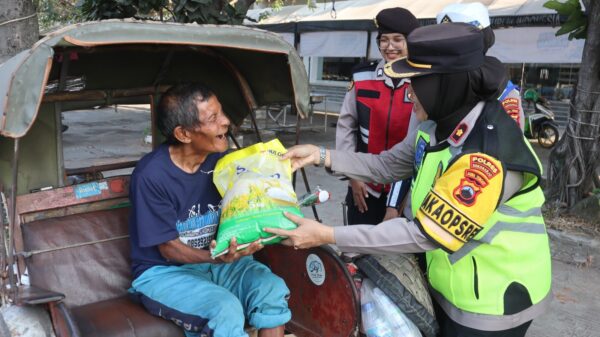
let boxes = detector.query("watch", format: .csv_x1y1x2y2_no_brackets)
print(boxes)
317,146,327,167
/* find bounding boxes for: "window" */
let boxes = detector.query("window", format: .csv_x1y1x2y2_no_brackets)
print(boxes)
318,57,361,82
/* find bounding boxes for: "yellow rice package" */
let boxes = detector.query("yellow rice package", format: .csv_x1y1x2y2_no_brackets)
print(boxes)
211,139,302,258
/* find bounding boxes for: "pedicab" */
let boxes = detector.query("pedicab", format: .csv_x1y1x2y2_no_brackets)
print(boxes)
0,20,435,337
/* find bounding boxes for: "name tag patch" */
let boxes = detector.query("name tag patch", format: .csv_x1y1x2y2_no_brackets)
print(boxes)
420,191,482,243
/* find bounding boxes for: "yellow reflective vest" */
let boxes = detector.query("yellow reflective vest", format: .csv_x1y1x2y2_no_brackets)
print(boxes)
411,101,552,330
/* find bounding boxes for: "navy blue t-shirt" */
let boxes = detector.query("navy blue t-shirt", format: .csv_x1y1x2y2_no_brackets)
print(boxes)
129,144,225,279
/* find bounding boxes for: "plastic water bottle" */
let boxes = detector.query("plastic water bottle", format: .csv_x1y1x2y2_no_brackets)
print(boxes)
361,301,394,337
373,287,422,337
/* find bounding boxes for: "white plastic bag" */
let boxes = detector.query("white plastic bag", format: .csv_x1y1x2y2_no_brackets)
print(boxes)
361,278,422,337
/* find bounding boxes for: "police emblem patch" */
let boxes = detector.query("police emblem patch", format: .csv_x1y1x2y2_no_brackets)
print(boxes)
501,97,521,125
452,155,500,207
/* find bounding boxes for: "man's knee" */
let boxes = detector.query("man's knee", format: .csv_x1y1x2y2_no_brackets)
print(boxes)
211,291,245,320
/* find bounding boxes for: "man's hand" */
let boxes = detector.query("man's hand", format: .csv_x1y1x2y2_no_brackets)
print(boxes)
350,179,369,213
211,238,263,264
281,144,321,171
383,207,399,221
264,212,335,249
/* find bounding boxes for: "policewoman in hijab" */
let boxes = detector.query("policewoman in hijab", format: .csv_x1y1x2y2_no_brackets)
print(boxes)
265,23,551,337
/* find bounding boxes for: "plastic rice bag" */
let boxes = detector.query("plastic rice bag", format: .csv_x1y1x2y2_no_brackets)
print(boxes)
211,139,302,258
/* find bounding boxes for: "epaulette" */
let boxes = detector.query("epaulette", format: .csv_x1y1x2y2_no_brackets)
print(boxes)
351,61,378,74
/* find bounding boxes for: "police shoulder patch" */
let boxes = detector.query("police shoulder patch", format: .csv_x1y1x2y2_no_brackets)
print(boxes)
415,153,504,252
501,97,521,125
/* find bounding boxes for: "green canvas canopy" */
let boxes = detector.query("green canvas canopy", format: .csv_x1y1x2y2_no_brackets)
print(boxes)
0,19,310,139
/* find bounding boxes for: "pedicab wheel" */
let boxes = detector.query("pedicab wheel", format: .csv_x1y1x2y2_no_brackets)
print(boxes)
537,123,559,148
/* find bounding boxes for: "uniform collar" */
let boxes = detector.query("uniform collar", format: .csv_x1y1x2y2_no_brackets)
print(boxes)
445,101,486,147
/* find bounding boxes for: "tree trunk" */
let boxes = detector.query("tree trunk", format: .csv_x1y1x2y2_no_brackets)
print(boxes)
547,0,600,209
0,0,39,62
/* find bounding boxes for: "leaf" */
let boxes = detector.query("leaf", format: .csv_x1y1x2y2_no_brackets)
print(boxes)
544,0,576,14
545,0,588,40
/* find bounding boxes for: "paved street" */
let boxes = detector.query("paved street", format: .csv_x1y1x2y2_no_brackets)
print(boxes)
63,106,600,337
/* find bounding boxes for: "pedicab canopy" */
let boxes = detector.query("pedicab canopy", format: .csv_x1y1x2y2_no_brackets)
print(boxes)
0,19,310,139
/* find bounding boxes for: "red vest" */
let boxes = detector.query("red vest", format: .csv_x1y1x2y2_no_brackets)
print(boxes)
353,63,413,193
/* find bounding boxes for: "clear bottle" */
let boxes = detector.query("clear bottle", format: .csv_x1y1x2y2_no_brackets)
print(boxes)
373,287,422,337
361,296,394,337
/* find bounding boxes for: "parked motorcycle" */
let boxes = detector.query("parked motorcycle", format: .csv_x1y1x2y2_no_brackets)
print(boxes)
523,89,560,148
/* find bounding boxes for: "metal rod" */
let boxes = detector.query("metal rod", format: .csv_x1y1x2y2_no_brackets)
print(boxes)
65,160,138,176
519,63,526,95
292,108,319,221
43,85,172,103
249,109,262,143
300,167,319,221
0,187,7,306
7,138,19,301
342,201,348,226
16,235,129,258
54,52,71,188
227,130,241,149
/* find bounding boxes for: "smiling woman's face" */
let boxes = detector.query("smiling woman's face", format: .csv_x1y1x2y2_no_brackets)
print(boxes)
378,33,408,62
408,84,428,121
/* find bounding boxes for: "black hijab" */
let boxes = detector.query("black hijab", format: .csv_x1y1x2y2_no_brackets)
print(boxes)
411,56,508,141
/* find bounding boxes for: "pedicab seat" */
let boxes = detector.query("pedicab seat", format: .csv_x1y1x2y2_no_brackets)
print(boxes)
18,177,186,337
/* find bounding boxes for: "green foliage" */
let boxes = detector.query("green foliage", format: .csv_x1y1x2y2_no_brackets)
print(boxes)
77,0,256,24
77,0,165,21
36,0,83,31
544,0,588,40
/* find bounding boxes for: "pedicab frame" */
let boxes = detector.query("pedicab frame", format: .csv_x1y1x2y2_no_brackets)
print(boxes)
0,20,360,337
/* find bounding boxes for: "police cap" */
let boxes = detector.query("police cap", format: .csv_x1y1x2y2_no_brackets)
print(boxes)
384,23,484,78
375,7,419,36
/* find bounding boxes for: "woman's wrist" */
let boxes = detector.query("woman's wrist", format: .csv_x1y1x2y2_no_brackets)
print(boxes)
316,146,326,167
325,149,331,168
322,225,335,245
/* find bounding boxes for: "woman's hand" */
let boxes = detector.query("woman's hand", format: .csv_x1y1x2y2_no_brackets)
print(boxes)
264,212,335,249
211,238,263,264
350,179,369,213
382,207,399,221
281,144,320,171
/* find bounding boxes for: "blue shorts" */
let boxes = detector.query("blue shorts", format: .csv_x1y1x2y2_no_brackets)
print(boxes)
130,256,291,337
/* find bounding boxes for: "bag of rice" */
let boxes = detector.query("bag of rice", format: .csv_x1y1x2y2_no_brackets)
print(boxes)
211,139,302,258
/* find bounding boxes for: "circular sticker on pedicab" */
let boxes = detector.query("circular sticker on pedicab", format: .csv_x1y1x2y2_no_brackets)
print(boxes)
306,254,325,286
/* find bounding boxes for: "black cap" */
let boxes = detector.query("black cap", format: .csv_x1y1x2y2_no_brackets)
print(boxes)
375,8,419,36
384,23,485,78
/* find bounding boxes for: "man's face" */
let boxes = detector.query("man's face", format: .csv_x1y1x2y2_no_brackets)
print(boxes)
187,95,230,155
378,33,408,62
